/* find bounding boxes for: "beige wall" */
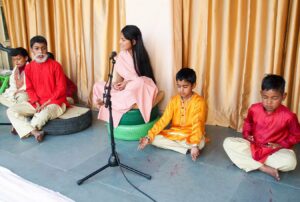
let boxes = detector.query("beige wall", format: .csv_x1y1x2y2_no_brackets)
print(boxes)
125,0,176,109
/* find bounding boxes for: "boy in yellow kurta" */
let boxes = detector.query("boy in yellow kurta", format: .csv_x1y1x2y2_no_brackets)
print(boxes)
138,68,207,161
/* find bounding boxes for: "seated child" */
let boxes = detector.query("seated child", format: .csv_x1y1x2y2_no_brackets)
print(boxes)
223,74,300,180
138,68,207,161
0,47,31,107
7,36,68,142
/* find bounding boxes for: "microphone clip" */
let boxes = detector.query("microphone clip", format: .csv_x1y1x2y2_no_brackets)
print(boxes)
109,51,117,61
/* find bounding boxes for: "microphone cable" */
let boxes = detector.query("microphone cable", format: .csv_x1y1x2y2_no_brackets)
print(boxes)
115,153,156,202
105,51,156,201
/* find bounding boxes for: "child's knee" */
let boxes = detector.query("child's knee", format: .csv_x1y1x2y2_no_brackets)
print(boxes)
282,152,297,171
7,107,22,120
7,108,13,116
288,157,297,171
151,135,170,147
151,136,161,146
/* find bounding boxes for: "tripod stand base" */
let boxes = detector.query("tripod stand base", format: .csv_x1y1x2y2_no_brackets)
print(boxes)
77,153,151,185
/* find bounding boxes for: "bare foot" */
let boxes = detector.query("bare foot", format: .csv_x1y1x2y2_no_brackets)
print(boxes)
11,127,18,135
31,130,45,142
138,137,150,150
259,165,280,181
190,147,200,161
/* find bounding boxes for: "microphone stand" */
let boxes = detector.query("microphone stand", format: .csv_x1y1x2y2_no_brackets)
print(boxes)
77,54,151,185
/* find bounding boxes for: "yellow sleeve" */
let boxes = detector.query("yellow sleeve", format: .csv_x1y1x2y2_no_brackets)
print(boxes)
188,98,207,145
148,98,174,141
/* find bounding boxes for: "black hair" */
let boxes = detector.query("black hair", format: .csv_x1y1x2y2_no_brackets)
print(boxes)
10,47,32,62
176,67,197,84
261,74,285,94
121,25,156,83
30,35,47,48
47,52,55,60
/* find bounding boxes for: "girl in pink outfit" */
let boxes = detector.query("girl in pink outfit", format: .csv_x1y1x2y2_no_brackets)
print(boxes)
93,25,158,127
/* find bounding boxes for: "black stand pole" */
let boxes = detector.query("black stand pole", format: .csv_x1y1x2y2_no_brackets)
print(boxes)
77,54,151,185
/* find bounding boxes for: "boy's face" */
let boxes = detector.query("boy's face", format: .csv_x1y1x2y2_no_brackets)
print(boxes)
176,79,195,100
260,89,286,113
12,55,28,68
31,42,48,63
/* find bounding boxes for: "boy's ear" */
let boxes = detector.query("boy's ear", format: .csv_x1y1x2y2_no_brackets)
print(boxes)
282,92,287,100
260,90,263,96
192,83,196,89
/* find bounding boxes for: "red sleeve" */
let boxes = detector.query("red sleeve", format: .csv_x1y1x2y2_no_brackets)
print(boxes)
66,76,77,97
280,114,300,148
242,107,253,139
25,64,39,104
50,64,66,101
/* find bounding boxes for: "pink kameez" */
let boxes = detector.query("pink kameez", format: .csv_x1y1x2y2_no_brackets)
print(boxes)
93,51,158,127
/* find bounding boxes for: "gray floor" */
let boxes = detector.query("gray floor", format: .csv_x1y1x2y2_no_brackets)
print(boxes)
0,104,300,202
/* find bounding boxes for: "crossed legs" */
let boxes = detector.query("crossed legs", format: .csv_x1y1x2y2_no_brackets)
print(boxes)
223,137,297,180
7,102,66,142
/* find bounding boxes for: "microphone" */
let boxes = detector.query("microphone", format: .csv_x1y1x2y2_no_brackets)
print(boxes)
109,51,117,60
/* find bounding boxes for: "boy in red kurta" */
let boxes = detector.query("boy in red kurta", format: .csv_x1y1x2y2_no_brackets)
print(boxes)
223,74,300,180
7,36,68,142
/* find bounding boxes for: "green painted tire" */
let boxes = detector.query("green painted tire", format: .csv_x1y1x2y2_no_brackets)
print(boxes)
107,117,159,141
119,105,159,125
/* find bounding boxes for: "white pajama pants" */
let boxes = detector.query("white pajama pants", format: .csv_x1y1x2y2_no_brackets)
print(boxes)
7,102,66,138
223,137,297,172
151,135,205,154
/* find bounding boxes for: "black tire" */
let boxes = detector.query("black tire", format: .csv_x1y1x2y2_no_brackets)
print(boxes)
119,105,159,125
43,109,92,135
